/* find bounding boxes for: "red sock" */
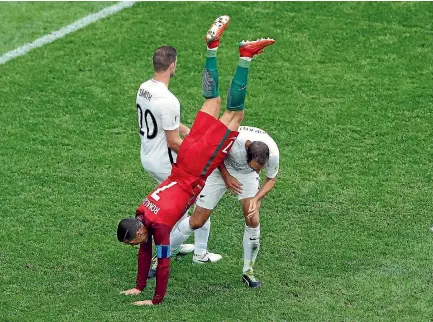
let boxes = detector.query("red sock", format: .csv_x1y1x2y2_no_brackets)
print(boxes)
207,39,220,49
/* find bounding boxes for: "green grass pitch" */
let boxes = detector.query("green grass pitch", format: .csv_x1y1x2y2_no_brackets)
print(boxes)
1,2,432,321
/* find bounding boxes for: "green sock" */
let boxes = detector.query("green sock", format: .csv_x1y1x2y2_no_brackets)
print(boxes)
226,59,251,111
202,49,219,98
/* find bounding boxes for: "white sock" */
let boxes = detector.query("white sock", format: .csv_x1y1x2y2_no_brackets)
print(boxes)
171,210,189,234
242,225,260,274
240,56,252,62
170,217,193,250
194,218,210,256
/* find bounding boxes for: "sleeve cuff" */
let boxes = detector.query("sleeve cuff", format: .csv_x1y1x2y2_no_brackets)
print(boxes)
163,124,180,131
152,297,162,305
267,173,278,179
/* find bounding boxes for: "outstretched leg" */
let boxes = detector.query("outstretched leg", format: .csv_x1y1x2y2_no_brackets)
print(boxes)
199,15,230,119
175,15,230,265
219,38,276,131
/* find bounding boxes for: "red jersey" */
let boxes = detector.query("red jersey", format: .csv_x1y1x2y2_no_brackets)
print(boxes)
134,111,238,304
137,166,204,229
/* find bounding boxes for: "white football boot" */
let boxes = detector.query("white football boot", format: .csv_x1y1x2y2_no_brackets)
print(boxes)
192,251,222,264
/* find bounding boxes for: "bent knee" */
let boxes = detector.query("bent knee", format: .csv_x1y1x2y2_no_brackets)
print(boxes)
228,111,244,131
245,215,260,228
190,206,212,229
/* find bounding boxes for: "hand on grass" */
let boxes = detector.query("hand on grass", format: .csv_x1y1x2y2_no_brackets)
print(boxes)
133,300,154,306
120,288,141,296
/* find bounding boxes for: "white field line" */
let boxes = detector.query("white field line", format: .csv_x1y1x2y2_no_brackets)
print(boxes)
0,1,136,65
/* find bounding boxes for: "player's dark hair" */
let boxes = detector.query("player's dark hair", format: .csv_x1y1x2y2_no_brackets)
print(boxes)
247,141,270,165
117,218,142,242
153,46,177,72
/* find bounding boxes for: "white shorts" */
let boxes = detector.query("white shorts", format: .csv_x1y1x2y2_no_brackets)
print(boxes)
143,167,170,184
141,156,172,184
196,168,259,210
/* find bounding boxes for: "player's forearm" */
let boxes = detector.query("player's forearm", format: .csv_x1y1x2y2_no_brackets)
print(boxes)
152,258,170,305
179,123,190,136
254,177,277,201
165,128,183,153
167,136,183,154
136,240,152,291
218,163,230,178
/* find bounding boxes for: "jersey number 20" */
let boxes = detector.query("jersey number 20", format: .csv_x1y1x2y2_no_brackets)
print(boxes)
137,104,157,139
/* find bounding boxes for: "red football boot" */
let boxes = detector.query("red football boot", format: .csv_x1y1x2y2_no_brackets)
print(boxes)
239,38,276,58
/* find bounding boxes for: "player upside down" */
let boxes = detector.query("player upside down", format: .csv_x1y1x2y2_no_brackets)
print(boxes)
117,15,275,306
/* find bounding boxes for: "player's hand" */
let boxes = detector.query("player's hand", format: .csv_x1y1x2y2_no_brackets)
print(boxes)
133,300,154,306
120,288,142,296
223,175,243,195
247,198,259,218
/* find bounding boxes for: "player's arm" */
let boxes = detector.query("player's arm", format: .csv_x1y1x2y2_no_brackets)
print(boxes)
247,155,279,216
247,176,277,218
135,234,153,291
133,223,171,306
254,176,277,201
165,128,183,153
218,163,242,195
152,228,171,305
162,98,183,153
121,232,152,296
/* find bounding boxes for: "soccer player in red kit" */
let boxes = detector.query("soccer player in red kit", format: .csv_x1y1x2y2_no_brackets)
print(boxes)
117,15,275,306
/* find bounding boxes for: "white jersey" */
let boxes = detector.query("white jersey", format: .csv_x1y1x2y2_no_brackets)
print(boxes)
224,126,280,178
136,79,180,181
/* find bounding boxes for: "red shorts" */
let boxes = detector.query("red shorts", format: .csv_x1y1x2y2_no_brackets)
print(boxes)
177,111,239,178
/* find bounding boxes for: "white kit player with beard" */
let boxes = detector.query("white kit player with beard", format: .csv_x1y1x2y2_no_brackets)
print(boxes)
170,125,279,287
222,126,279,192
197,126,279,206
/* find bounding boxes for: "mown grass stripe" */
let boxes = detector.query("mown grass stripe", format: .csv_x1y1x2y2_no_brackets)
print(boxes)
0,1,135,65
